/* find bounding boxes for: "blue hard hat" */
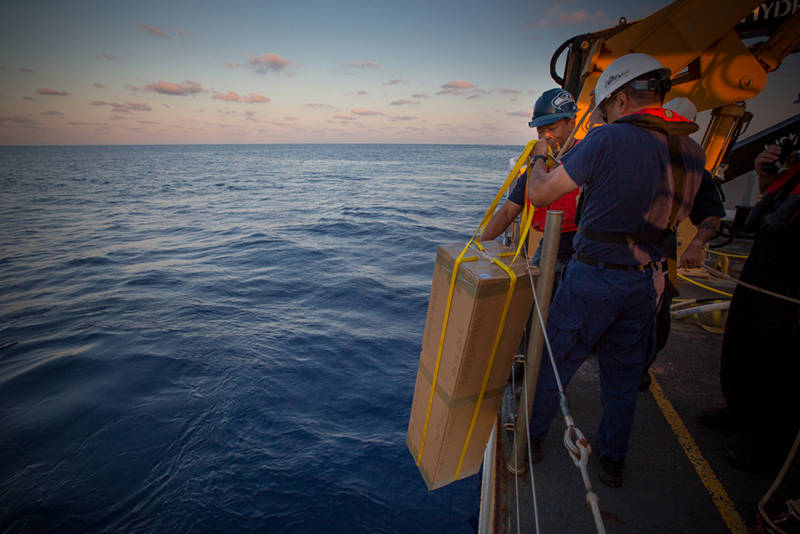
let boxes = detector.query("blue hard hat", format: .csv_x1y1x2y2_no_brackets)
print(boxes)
529,88,578,128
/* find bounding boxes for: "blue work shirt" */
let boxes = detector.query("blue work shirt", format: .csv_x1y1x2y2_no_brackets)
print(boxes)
561,122,706,265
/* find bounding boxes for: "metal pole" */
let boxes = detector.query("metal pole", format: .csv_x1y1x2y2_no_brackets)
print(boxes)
508,210,563,473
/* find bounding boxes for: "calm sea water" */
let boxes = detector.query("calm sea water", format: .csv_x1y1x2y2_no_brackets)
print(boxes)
0,144,521,533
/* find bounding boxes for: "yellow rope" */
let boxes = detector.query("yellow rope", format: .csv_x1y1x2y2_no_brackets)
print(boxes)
677,273,733,298
416,140,538,468
706,249,748,260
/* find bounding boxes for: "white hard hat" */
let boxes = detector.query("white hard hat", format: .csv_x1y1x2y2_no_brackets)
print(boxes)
590,53,671,123
663,97,697,121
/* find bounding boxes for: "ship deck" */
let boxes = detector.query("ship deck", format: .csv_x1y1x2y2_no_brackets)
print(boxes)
485,236,783,533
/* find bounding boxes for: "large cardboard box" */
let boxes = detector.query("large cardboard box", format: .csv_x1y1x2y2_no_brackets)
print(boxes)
407,241,535,490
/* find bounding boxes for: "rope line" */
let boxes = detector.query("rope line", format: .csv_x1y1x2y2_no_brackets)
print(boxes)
706,249,748,260
704,265,800,305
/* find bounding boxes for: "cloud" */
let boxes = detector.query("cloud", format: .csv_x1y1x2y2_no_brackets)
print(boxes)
213,91,242,102
248,53,294,75
68,121,110,127
137,120,160,125
0,116,40,127
93,83,105,89
99,53,118,61
36,88,69,96
345,61,379,69
508,109,533,117
138,23,171,39
225,62,241,69
390,99,417,106
305,103,335,109
411,93,430,99
145,80,203,96
533,7,605,28
437,80,475,95
351,108,383,116
391,115,418,121
212,90,270,103
41,110,63,116
333,114,356,121
528,89,538,95
284,116,299,121
496,88,521,95
384,78,408,85
18,67,35,73
127,84,140,92
357,90,368,95
90,101,152,112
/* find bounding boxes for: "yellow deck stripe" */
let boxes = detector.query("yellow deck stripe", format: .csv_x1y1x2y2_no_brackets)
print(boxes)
649,373,748,533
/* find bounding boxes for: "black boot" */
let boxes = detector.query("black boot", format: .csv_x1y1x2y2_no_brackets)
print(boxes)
598,454,624,488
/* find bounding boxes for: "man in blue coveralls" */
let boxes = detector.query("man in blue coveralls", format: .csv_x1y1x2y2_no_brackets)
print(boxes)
524,53,707,487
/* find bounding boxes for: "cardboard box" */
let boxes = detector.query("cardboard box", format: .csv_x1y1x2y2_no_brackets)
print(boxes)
407,241,535,490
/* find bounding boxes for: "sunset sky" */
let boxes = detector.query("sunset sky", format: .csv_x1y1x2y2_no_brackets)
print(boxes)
1,0,798,145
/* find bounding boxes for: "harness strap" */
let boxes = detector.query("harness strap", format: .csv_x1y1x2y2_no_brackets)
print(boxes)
577,111,694,290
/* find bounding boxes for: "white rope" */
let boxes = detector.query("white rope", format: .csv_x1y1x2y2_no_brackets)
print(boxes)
704,265,800,305
523,248,607,534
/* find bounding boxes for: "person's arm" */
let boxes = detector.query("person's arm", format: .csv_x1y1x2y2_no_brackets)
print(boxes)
479,200,523,241
679,216,720,268
526,140,579,206
755,145,783,193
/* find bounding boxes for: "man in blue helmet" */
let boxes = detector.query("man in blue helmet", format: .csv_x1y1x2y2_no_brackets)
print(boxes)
481,88,580,278
524,53,706,487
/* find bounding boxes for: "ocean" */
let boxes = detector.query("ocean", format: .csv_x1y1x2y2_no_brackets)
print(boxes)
0,144,522,533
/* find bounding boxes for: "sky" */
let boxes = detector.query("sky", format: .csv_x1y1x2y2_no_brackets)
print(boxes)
1,0,798,146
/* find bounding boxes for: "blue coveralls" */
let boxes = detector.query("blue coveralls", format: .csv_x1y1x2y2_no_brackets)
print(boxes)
528,113,706,462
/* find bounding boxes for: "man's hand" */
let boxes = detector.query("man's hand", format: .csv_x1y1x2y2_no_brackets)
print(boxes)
755,144,782,179
679,241,706,269
531,139,550,157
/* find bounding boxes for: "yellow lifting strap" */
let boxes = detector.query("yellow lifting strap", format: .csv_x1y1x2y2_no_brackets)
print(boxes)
416,140,540,476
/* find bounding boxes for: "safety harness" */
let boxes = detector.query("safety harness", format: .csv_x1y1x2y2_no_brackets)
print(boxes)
575,108,699,289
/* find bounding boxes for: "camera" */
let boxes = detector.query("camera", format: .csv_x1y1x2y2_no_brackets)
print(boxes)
762,125,799,174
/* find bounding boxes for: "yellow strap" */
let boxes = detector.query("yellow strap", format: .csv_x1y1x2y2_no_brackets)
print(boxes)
454,161,538,478
416,140,538,468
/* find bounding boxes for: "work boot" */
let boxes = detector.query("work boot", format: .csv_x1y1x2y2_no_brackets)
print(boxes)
531,438,542,464
698,406,736,431
598,454,624,488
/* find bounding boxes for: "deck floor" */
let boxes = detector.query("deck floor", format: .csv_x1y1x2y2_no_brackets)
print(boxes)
492,238,781,533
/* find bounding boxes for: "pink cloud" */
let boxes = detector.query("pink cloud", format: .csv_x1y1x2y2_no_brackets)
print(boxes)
145,80,203,96
384,78,408,85
213,91,242,102
305,103,335,109
41,110,63,116
99,53,118,61
442,80,473,90
89,100,108,106
357,90,368,95
437,80,475,95
391,115,418,121
37,88,69,96
497,88,521,95
138,23,171,39
243,93,270,103
121,102,151,111
334,114,356,121
411,93,430,99
225,62,241,69
127,84,140,92
390,99,416,106
212,91,271,103
138,120,160,125
248,53,294,74
19,67,35,73
351,108,383,116
93,83,105,88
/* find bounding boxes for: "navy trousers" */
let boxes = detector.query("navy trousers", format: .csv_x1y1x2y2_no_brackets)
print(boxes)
529,258,657,462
